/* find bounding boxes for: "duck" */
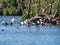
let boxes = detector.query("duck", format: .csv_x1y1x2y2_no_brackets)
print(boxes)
24,20,29,25
2,21,8,26
1,29,4,31
20,21,24,25
40,21,45,25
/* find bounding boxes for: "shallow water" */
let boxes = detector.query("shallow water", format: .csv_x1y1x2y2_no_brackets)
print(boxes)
0,16,60,45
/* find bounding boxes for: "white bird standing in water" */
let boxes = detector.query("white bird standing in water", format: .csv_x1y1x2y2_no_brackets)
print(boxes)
10,18,15,25
10,18,15,23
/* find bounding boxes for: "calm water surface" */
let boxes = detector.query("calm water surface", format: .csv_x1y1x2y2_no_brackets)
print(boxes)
0,16,60,45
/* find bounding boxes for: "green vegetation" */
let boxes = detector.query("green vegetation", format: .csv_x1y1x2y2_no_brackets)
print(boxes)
0,0,60,21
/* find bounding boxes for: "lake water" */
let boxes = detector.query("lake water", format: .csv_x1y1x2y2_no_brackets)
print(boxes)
0,16,60,45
